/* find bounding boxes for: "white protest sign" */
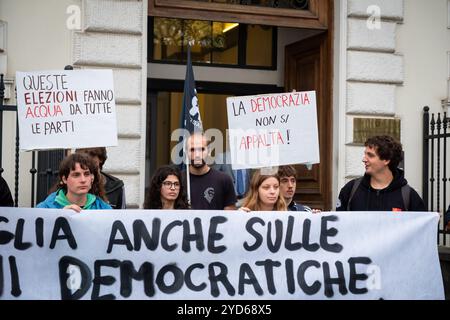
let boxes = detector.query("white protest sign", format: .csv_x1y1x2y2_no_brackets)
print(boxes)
226,91,320,169
0,208,443,300
16,70,118,151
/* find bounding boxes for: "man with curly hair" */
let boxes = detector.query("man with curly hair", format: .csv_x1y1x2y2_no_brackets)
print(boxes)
336,135,425,212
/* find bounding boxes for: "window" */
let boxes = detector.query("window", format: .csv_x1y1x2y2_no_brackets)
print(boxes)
149,17,276,69
246,24,274,66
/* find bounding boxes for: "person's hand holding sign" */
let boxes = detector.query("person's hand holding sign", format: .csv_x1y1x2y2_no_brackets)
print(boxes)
64,204,82,213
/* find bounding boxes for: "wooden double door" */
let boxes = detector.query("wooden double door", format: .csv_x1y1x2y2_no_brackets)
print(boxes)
285,32,332,210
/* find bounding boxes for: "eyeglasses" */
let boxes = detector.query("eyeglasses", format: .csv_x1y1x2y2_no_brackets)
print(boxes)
162,181,180,189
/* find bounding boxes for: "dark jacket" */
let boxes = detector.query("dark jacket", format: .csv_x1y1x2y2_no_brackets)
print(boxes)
0,176,14,207
288,201,312,212
445,205,450,228
102,172,126,209
336,169,426,212
36,191,112,209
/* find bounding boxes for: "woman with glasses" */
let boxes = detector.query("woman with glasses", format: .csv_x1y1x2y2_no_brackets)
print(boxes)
145,165,190,209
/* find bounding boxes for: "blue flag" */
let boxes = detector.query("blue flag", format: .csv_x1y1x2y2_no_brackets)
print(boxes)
181,45,203,134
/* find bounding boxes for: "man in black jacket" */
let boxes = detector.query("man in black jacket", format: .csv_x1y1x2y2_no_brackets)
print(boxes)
0,176,14,207
76,147,126,209
277,165,312,212
336,135,425,212
445,205,450,230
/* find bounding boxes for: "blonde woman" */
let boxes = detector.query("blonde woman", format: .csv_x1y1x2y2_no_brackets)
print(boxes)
239,170,287,212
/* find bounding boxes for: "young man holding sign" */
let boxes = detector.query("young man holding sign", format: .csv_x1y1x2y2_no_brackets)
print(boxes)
37,153,111,211
185,133,237,210
278,165,312,212
336,135,425,212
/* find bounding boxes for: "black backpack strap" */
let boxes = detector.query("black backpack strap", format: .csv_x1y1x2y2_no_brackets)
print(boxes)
347,177,363,211
401,184,411,211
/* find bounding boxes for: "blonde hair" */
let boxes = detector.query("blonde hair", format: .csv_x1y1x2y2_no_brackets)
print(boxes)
241,170,287,211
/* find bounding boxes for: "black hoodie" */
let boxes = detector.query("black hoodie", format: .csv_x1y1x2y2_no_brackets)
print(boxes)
102,171,125,209
0,176,13,207
444,205,450,227
336,169,425,212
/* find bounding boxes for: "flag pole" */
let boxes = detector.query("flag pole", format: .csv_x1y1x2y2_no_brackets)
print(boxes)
181,42,201,208
185,136,191,206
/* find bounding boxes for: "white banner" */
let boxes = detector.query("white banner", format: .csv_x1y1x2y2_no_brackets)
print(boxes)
226,91,320,169
16,70,118,151
0,208,443,300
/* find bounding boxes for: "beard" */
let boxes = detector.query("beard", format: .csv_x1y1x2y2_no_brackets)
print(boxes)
191,159,206,169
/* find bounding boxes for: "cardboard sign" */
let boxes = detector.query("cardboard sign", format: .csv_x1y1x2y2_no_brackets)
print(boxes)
16,70,118,151
226,91,320,169
0,208,443,300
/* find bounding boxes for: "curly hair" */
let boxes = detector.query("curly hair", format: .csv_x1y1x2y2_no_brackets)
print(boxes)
241,170,287,211
57,153,107,201
365,135,403,172
145,165,189,209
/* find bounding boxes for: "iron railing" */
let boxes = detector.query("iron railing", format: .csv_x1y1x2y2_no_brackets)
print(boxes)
423,106,450,245
0,73,37,207
0,74,64,207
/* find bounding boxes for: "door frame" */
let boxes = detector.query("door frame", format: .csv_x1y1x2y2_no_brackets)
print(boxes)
147,1,334,208
149,0,329,29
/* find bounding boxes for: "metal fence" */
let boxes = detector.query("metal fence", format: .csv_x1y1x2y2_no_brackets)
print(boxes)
423,106,450,245
0,74,63,207
0,73,28,206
